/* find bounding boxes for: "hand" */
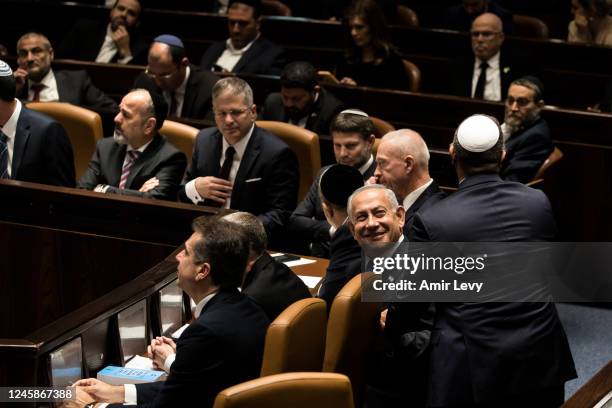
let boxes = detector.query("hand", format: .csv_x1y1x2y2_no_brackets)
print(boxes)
13,67,28,94
139,177,160,192
111,25,132,58
340,77,357,86
72,378,124,404
150,337,176,371
574,12,589,28
366,176,378,185
57,387,94,408
194,176,233,204
380,308,388,330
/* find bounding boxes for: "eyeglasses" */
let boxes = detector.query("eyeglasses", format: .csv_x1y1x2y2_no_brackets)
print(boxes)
470,31,500,39
505,96,533,107
144,67,179,80
213,107,251,118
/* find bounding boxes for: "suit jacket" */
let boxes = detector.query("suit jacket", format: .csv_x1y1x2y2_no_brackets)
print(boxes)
403,180,446,237
133,65,218,120
57,19,148,65
79,134,187,200
179,126,299,236
18,69,117,111
317,223,362,307
411,173,576,405
242,252,311,320
289,159,376,255
450,50,530,100
129,289,269,408
261,88,346,136
10,107,75,187
501,118,553,184
199,37,286,75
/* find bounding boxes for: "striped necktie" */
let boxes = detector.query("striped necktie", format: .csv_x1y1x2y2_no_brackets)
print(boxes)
0,130,9,179
119,150,140,189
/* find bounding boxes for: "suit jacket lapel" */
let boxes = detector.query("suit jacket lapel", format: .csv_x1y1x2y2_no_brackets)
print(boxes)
12,110,31,179
107,143,127,186
126,134,162,188
54,71,72,103
233,38,261,73
232,126,261,203
182,72,198,118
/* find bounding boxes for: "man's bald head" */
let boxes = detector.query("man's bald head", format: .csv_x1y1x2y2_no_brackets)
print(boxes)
471,12,504,61
373,129,431,202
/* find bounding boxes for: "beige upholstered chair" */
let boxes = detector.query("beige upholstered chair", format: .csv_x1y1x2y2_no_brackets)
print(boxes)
213,372,354,408
323,272,380,407
26,102,103,180
513,15,549,40
369,116,395,138
256,120,321,201
262,0,291,16
402,59,422,92
260,298,327,377
159,120,199,167
528,147,564,187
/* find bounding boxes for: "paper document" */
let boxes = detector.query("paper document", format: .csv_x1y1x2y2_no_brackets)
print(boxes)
125,355,155,371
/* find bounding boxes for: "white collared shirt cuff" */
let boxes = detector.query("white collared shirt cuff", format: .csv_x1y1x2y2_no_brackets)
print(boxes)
117,53,133,64
185,179,203,204
163,353,176,372
124,383,137,404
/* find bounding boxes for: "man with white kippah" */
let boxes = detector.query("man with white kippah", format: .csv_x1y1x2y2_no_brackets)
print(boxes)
0,59,75,186
288,109,376,257
411,114,576,407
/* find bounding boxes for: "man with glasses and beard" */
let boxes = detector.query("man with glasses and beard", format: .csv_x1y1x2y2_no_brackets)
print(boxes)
79,88,187,200
500,76,553,183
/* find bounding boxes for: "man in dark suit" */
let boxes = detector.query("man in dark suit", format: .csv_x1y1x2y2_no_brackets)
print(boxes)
0,60,75,187
443,0,514,34
199,0,286,75
501,76,553,183
14,33,117,111
58,0,148,65
79,89,187,200
450,13,528,101
289,109,375,257
262,61,345,135
224,211,311,320
179,77,299,238
371,129,445,236
411,114,576,407
133,35,218,120
74,217,270,407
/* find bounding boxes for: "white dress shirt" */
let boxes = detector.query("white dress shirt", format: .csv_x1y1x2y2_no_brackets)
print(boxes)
95,24,133,64
402,179,433,212
471,51,501,101
0,99,23,177
214,35,259,72
27,69,60,102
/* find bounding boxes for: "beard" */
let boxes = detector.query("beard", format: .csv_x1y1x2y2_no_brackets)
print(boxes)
504,110,539,135
113,128,127,145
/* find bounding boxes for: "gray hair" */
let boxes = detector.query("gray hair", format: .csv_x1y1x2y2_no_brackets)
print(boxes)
347,184,399,220
381,129,430,170
130,88,156,121
17,32,52,51
212,77,254,106
222,212,267,258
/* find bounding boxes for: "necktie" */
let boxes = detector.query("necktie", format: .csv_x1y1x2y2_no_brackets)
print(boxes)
473,61,489,99
218,146,236,180
30,83,46,102
169,92,178,117
0,130,9,179
119,150,140,189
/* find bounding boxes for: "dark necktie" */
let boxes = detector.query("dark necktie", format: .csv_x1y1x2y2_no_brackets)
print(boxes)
0,130,9,179
30,83,46,102
218,146,236,180
473,61,489,99
119,150,141,189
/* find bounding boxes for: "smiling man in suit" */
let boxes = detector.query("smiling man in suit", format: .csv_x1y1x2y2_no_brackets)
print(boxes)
0,60,75,187
14,32,117,111
179,77,299,238
79,88,187,200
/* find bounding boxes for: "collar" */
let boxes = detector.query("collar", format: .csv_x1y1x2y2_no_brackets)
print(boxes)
226,33,260,54
402,179,433,211
0,99,22,138
222,123,255,160
127,137,154,153
193,291,218,318
476,50,500,67
358,154,374,175
30,68,55,90
175,65,190,97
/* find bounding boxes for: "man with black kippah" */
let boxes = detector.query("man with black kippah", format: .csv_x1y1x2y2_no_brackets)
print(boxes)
134,34,218,120
79,88,187,200
200,0,286,75
316,163,364,306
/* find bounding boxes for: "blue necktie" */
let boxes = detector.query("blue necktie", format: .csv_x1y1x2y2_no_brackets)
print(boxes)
0,130,9,179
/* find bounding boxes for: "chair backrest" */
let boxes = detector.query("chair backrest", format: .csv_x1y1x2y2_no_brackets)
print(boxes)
512,14,549,40
369,116,395,138
532,146,563,182
260,298,327,377
401,59,422,92
213,372,354,408
159,120,199,167
323,272,380,406
262,0,291,16
396,5,419,27
256,120,320,201
26,102,103,180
